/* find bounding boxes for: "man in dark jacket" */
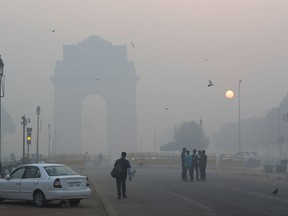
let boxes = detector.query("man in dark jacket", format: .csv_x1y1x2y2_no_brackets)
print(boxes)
181,147,187,181
198,150,203,180
114,152,131,199
200,150,207,180
191,149,199,180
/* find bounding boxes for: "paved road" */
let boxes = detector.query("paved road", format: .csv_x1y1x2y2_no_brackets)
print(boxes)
1,165,288,216
88,165,288,216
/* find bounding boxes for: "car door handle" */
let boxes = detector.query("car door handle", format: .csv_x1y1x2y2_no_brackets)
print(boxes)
34,182,38,185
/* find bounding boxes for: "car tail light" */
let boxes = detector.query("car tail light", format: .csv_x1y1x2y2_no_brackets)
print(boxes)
86,177,89,187
54,178,62,188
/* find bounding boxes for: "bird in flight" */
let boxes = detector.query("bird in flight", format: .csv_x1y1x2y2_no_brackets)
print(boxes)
271,188,278,196
208,80,214,87
131,42,135,48
164,108,168,110
49,29,56,32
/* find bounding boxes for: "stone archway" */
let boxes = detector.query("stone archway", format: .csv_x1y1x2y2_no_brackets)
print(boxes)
51,36,137,158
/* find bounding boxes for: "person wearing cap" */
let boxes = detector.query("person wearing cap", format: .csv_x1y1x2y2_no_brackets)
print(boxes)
114,152,131,199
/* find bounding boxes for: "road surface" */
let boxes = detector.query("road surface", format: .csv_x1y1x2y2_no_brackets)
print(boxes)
89,165,288,216
1,165,288,216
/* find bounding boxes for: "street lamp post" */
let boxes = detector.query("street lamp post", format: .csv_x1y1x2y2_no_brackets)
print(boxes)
36,106,40,163
21,115,30,164
0,56,4,177
48,123,51,158
153,131,157,153
238,80,242,153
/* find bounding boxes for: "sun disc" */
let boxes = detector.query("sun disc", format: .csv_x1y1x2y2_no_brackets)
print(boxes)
225,90,234,99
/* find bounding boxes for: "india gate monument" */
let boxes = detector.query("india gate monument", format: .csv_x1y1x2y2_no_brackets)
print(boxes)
51,36,137,158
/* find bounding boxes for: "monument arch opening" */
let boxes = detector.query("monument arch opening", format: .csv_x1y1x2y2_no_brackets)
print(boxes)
81,94,107,155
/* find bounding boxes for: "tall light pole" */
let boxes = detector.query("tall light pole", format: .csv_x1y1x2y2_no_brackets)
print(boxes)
21,115,30,164
153,131,157,153
48,123,51,158
0,56,4,177
36,106,40,163
238,80,242,152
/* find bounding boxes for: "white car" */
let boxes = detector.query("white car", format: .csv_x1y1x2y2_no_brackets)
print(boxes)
0,163,91,207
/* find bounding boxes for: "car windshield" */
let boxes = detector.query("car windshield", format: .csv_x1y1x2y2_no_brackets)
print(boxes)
44,165,77,176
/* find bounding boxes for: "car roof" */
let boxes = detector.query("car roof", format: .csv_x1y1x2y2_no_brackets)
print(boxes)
19,163,65,167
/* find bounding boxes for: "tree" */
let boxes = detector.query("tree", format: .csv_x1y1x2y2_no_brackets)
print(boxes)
161,120,209,151
2,105,16,135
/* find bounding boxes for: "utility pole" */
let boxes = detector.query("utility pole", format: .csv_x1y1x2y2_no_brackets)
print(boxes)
238,80,242,152
48,123,51,158
21,115,29,164
153,131,157,153
36,106,40,163
0,56,5,177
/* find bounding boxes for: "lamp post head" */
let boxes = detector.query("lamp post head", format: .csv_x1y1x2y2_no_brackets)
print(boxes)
36,106,40,115
0,55,4,78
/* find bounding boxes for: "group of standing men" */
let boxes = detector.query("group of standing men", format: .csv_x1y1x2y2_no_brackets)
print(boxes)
181,147,207,181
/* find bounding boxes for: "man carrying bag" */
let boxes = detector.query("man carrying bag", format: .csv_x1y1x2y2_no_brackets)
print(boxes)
113,152,131,199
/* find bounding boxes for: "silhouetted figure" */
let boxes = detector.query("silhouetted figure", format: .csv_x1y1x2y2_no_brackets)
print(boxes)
191,149,199,180
184,150,193,181
84,152,90,168
98,153,103,165
198,150,202,180
271,188,278,196
114,152,131,199
181,147,187,181
200,150,207,180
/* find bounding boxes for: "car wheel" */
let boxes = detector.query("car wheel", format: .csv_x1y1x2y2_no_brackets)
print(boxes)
33,190,47,207
68,199,81,206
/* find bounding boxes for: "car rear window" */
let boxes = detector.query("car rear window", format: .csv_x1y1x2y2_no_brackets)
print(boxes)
44,165,76,176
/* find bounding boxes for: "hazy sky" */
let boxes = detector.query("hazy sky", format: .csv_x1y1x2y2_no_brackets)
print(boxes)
1,0,288,155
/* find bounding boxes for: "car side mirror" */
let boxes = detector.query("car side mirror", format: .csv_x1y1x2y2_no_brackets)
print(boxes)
5,174,10,180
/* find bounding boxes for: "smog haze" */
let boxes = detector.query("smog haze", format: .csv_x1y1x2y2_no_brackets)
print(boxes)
1,0,288,157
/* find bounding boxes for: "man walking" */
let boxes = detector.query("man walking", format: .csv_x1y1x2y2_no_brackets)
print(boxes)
181,147,187,181
114,152,131,199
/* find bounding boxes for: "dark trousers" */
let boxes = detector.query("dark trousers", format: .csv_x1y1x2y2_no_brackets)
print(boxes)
191,165,199,180
116,174,127,197
201,164,206,180
181,164,186,180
